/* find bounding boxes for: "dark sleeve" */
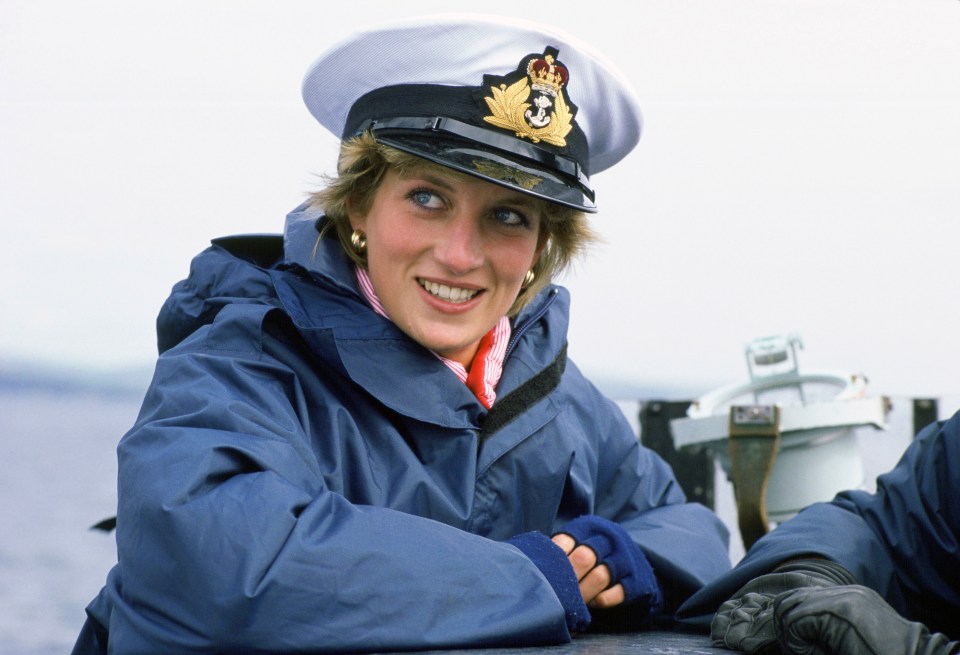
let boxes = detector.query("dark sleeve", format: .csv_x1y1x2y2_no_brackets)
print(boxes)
676,411,960,636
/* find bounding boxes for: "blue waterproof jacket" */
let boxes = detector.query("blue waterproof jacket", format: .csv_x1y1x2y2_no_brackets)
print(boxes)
677,410,960,638
75,204,730,653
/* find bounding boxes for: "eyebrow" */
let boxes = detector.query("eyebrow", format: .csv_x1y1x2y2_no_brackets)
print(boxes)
413,171,458,191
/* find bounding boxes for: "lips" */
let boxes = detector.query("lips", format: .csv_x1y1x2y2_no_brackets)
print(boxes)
418,278,481,304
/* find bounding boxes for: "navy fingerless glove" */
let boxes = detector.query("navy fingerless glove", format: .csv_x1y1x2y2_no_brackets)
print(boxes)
506,531,591,634
556,515,664,615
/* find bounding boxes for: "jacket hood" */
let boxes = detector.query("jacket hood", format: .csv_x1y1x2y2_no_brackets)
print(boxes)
156,234,284,355
156,203,571,425
155,202,355,354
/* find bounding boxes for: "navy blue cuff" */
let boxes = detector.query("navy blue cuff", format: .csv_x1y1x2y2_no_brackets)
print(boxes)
556,515,663,615
507,531,591,633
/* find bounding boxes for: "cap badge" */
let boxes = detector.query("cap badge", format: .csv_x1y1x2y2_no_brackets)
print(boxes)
483,47,574,147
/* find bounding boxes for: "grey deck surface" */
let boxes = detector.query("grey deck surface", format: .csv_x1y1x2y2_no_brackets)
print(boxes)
382,631,722,654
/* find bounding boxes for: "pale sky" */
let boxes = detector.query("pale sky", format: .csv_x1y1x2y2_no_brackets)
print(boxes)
3,0,959,400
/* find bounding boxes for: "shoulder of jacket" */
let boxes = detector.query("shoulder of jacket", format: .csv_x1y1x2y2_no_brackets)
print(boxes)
200,303,288,360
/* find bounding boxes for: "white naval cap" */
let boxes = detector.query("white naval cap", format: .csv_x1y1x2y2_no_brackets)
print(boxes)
302,13,642,212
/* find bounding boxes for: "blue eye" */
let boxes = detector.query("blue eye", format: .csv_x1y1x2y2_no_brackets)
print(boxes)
494,208,529,227
409,189,444,209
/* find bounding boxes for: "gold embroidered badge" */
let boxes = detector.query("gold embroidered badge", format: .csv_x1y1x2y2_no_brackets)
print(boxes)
483,49,574,147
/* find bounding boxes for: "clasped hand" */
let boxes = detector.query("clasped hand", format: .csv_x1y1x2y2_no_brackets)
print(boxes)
552,515,663,612
551,531,624,608
506,515,662,634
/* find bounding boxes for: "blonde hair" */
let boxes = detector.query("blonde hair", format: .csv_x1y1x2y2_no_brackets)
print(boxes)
307,132,597,315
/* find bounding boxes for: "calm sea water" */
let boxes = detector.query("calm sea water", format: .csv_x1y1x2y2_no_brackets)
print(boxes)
1,386,137,655
0,377,950,654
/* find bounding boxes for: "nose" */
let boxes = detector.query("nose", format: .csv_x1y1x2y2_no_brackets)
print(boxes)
435,213,484,275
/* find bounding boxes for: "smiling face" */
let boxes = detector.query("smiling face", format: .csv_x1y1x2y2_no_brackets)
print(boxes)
348,165,545,368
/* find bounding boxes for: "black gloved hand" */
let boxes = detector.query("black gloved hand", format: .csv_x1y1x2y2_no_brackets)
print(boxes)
774,585,958,655
711,559,855,654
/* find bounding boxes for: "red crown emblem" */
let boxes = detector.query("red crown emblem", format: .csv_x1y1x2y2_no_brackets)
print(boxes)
526,52,569,96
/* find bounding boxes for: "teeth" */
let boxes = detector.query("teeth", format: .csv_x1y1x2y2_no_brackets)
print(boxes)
419,279,479,304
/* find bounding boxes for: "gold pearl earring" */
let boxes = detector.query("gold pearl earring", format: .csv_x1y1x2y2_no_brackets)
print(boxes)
350,229,367,255
522,269,536,288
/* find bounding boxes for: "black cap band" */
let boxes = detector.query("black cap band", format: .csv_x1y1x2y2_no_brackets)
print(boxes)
343,83,595,211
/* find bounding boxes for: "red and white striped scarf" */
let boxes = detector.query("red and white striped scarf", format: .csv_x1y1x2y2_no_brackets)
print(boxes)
355,267,510,409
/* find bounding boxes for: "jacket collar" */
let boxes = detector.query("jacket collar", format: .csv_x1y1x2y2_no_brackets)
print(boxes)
276,204,569,429
283,202,359,297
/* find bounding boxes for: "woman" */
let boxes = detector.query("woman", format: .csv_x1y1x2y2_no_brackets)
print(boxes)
74,14,730,654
